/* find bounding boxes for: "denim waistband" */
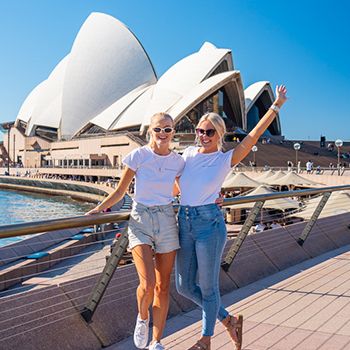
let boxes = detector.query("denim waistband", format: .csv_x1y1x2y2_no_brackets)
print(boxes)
133,201,174,213
179,203,220,215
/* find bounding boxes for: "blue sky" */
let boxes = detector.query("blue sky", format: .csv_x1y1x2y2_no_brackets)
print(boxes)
0,0,349,142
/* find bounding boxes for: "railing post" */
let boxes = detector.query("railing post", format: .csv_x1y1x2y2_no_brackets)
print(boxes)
297,192,331,246
221,200,264,272
80,226,129,323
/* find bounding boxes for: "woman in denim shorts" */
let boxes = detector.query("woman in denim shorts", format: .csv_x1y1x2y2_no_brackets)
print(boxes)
87,112,184,350
175,86,288,350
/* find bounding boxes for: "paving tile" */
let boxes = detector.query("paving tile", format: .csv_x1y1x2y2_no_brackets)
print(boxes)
294,331,333,350
318,334,350,350
337,319,350,336
278,294,329,328
302,296,350,332
269,328,314,349
242,321,278,348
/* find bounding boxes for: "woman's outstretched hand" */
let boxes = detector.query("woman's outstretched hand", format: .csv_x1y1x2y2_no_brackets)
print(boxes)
275,85,288,106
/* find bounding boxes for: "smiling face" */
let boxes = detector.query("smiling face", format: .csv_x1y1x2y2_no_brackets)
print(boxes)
149,114,175,148
196,120,220,153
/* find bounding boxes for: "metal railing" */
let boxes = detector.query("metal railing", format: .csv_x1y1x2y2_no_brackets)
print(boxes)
1,185,349,239
0,212,130,238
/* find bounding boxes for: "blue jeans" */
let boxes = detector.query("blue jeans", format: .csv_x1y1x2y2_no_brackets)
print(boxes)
175,204,229,336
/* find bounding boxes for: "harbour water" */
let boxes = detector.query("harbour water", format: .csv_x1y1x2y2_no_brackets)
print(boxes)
0,189,94,247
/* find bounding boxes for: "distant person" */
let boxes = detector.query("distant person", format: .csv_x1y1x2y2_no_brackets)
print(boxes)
271,221,282,229
287,161,293,172
327,143,334,152
306,160,313,174
254,222,266,233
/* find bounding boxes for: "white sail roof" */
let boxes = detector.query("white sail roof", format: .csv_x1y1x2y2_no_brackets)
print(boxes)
60,12,157,138
25,55,69,135
87,85,151,131
15,80,48,124
141,42,233,129
244,81,274,112
110,86,155,130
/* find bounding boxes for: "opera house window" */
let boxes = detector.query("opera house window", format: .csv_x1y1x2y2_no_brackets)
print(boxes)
175,89,239,135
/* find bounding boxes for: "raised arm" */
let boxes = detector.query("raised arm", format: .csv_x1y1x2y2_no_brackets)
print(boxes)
231,85,288,167
86,167,136,215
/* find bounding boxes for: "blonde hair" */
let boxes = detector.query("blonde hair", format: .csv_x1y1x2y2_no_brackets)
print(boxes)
147,112,174,146
196,112,226,150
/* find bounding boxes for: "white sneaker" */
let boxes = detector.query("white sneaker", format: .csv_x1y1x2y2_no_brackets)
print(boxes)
133,314,149,349
149,341,165,350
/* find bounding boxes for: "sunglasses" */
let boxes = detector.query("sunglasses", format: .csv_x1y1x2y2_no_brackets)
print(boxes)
195,128,216,137
152,127,174,133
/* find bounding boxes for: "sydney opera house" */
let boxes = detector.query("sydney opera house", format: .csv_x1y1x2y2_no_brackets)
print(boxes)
0,12,281,173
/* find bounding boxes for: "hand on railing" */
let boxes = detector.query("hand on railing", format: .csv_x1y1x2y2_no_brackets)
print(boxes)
85,207,102,216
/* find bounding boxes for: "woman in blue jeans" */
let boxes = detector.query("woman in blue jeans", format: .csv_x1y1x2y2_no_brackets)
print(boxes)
176,85,288,350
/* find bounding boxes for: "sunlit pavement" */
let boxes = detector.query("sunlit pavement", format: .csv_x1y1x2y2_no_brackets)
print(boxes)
110,245,350,349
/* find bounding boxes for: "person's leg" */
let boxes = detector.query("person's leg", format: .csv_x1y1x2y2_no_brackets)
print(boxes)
176,216,228,321
132,244,156,320
151,250,177,344
194,213,243,349
194,216,227,337
175,215,203,305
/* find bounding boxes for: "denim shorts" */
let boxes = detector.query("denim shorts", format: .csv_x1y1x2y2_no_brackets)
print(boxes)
128,202,180,254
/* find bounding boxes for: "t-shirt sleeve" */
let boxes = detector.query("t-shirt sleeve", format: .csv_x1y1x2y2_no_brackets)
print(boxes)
176,157,186,177
122,148,141,171
181,146,195,161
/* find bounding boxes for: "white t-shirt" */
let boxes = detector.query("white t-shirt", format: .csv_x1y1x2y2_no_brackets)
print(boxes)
255,223,266,232
306,161,313,171
123,145,185,206
179,146,233,206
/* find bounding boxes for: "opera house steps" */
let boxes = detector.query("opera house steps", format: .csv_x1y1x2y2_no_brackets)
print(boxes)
238,140,350,168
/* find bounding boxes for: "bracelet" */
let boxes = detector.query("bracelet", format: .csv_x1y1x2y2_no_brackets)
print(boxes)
269,104,280,114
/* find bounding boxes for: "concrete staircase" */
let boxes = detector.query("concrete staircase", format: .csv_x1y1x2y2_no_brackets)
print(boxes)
236,140,350,168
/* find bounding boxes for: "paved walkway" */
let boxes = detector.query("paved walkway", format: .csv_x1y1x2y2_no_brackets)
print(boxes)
110,245,350,350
